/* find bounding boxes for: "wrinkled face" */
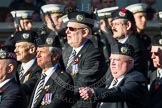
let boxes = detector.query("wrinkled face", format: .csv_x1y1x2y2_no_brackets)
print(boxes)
36,47,53,71
46,13,63,30
111,19,129,40
66,22,88,48
14,42,31,62
134,12,147,32
151,46,162,68
110,54,133,78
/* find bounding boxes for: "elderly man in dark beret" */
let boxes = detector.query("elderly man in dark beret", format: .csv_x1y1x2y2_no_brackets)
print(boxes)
79,43,150,108
0,46,26,108
110,8,148,79
28,34,74,108
62,11,107,108
14,30,42,106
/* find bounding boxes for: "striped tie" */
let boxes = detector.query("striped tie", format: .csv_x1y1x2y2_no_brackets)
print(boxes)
19,66,24,80
67,50,76,68
31,73,46,108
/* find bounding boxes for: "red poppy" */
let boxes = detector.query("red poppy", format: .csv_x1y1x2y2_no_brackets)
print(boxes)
120,8,126,13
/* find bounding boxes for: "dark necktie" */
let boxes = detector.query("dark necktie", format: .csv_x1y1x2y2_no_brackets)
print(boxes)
31,73,46,108
67,50,76,68
19,66,24,80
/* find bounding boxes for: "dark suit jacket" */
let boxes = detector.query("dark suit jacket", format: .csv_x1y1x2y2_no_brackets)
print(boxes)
149,69,162,108
93,70,150,108
28,66,74,108
0,78,26,108
63,40,107,108
16,59,42,105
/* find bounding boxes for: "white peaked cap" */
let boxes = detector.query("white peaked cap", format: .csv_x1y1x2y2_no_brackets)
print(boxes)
159,11,162,18
97,6,119,18
41,4,64,13
126,3,147,14
10,10,34,19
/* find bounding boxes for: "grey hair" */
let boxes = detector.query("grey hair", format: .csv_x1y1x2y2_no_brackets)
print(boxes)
49,46,62,61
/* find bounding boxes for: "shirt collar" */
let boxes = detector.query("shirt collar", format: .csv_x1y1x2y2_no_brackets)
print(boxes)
22,58,35,73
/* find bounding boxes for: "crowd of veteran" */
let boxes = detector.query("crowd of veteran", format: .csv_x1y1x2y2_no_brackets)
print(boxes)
0,0,162,108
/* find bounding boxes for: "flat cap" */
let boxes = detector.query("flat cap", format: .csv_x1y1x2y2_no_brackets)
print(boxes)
111,8,135,24
111,43,135,58
14,30,38,44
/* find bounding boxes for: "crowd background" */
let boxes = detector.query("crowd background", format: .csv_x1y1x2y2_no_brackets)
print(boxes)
0,0,162,44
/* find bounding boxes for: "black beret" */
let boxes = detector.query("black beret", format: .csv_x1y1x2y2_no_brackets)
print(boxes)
111,8,135,24
36,31,60,47
14,30,38,44
111,43,135,58
67,11,94,28
151,35,162,46
0,45,16,60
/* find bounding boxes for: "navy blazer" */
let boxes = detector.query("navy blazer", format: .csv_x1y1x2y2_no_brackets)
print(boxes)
28,66,74,108
0,78,26,108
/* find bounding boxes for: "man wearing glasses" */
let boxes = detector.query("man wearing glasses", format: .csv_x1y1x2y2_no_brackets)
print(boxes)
110,8,148,79
62,11,107,108
149,35,162,108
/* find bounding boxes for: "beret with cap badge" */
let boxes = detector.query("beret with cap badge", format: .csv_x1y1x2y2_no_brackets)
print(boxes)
111,8,135,24
36,31,60,48
67,11,94,28
111,42,135,58
151,35,162,46
14,30,38,44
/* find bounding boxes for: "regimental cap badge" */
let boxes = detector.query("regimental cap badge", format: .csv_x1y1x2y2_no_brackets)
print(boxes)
0,49,7,59
76,14,84,22
120,46,128,54
119,8,126,17
159,39,162,45
46,38,53,45
22,33,30,39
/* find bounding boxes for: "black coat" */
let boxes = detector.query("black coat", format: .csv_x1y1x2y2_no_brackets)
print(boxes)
28,66,74,108
63,40,107,108
0,78,26,108
93,70,150,108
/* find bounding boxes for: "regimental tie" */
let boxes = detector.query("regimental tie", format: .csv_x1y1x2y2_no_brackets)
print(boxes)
19,66,24,80
112,78,118,86
31,73,46,108
66,50,76,68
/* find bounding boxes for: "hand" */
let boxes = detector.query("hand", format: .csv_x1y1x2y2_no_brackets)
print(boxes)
79,87,94,100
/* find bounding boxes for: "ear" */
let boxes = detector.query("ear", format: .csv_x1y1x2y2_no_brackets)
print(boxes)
51,53,59,62
100,19,105,26
7,64,14,74
82,28,89,38
29,46,36,54
126,21,132,31
45,15,50,23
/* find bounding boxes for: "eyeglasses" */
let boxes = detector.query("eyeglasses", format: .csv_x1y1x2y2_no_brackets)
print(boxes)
111,22,125,27
66,27,84,31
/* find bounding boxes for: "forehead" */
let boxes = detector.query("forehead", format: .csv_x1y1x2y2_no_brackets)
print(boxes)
51,13,62,16
67,22,81,26
37,47,49,51
15,42,29,46
112,18,125,23
110,54,126,58
151,46,162,52
134,12,146,16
